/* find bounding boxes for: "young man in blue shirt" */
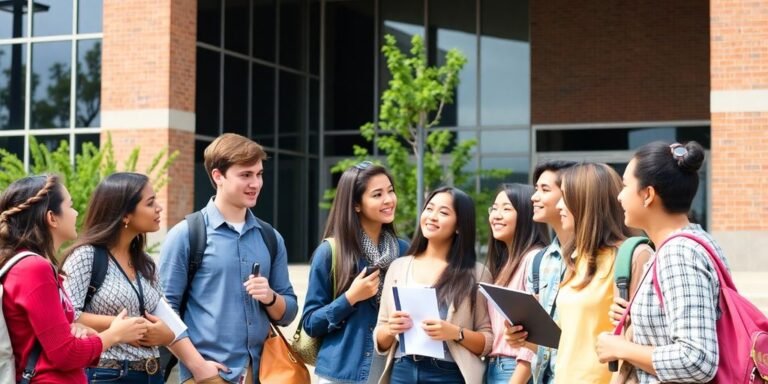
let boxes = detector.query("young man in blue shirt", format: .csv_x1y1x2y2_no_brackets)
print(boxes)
506,160,575,384
160,133,298,383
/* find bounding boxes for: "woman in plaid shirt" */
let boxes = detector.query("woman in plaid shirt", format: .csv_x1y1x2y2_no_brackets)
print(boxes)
597,141,727,383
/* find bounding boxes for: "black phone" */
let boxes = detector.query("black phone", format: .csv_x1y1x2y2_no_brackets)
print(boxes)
364,265,380,277
251,262,260,277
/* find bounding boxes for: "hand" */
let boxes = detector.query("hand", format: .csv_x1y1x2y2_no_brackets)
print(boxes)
503,321,529,348
596,332,625,363
610,297,630,326
344,268,380,306
70,323,97,339
190,360,229,382
138,312,176,347
386,311,413,337
108,309,149,344
421,320,459,342
243,275,274,304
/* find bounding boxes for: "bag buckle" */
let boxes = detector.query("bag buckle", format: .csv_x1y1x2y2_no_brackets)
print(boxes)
145,358,159,375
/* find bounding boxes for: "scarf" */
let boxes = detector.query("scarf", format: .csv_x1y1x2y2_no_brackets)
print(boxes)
359,229,399,304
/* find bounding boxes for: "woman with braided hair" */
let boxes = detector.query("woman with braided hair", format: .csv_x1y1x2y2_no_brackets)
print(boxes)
0,174,148,383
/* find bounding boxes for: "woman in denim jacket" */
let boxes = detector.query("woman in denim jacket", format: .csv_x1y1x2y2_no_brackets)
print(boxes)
302,161,408,384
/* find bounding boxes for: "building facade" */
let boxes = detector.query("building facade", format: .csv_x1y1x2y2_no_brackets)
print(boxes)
1,0,765,269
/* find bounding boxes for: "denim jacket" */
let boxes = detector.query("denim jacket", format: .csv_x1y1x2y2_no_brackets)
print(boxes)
302,239,408,383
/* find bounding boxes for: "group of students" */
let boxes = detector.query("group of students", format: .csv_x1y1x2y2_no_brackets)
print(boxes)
0,132,726,384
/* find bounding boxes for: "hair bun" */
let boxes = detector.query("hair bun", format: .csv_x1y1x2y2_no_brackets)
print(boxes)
677,141,705,173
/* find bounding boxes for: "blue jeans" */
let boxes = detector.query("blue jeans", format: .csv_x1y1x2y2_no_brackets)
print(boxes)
390,356,464,384
485,356,532,384
86,364,163,384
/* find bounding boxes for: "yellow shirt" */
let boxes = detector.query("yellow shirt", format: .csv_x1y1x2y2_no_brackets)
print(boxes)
554,248,616,384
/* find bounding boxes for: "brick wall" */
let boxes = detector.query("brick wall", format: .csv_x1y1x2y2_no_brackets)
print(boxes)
531,0,710,124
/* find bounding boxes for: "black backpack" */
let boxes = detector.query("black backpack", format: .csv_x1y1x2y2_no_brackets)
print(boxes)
83,210,278,382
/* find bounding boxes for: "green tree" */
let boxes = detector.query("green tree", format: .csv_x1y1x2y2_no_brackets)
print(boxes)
324,34,509,244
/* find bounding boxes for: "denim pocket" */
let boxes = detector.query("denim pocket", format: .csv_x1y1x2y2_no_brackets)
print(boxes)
431,359,460,373
86,367,126,383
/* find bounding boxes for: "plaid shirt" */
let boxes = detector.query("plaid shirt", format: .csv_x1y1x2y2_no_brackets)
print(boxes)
630,224,727,383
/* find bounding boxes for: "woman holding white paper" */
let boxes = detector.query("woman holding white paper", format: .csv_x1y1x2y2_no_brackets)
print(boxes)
374,186,493,384
484,184,549,384
61,172,224,383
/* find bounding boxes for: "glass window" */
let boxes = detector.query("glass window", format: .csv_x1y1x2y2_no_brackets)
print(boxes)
194,140,216,210
0,1,28,39
198,0,222,46
536,126,711,152
225,0,250,54
78,0,103,34
276,153,306,261
75,133,99,154
252,0,276,61
280,0,306,70
29,134,69,159
33,0,73,37
431,0,477,127
30,41,72,129
0,136,24,160
223,55,248,136
0,43,27,130
480,0,529,126
196,48,220,137
308,79,319,154
309,0,320,75
324,135,373,156
278,70,305,151
480,129,529,153
480,156,530,184
76,40,101,127
251,63,275,147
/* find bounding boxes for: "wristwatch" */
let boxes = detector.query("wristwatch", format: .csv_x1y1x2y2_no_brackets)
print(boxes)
454,327,465,343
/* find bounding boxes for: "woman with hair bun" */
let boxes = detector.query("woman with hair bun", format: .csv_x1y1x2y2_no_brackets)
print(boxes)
596,141,728,383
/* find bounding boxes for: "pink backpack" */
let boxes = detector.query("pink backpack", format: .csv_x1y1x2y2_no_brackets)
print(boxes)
652,233,768,383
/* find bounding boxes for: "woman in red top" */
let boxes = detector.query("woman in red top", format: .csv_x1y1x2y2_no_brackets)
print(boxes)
0,174,148,383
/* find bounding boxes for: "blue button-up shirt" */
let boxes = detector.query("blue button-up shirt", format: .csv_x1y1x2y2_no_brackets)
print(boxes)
524,239,564,384
159,199,298,383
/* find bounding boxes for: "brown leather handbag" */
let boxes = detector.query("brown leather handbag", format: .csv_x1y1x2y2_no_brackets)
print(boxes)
260,322,311,384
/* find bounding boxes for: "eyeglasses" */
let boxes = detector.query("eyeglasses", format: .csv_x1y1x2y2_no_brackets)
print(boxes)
354,161,373,170
488,206,514,215
670,143,687,160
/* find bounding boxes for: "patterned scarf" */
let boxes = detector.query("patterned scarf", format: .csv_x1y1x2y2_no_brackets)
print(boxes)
359,229,399,304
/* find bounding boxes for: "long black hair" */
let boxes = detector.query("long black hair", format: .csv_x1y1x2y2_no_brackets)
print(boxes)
632,141,705,213
407,186,478,309
486,183,550,286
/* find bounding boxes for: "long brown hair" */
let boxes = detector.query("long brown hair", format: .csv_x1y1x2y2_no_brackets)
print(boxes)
0,175,65,269
61,172,157,282
323,162,397,295
486,184,550,286
560,163,634,290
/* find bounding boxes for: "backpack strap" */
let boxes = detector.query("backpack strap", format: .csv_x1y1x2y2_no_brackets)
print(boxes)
614,237,651,301
179,211,207,319
255,218,278,268
0,251,37,278
531,248,547,295
83,246,109,309
323,238,337,299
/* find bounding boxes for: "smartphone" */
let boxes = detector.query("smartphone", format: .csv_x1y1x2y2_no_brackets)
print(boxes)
364,266,380,277
251,262,260,277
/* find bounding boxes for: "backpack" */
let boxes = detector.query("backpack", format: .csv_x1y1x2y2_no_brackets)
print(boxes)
614,236,652,302
83,210,279,382
0,252,48,384
651,233,768,383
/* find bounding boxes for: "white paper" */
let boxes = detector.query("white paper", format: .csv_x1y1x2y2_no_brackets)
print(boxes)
152,298,187,339
395,286,444,359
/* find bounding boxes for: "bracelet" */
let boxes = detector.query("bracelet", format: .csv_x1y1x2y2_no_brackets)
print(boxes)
264,291,278,307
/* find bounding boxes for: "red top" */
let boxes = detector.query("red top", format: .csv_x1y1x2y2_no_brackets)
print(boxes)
2,254,102,383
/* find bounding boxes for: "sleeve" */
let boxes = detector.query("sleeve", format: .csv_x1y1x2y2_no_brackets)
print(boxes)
268,229,298,326
61,245,95,319
651,240,719,382
512,252,537,362
158,221,191,315
397,239,410,256
474,265,494,357
17,259,102,368
373,259,399,355
301,241,356,337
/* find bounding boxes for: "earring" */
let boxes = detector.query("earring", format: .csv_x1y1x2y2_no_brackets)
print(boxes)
124,222,128,229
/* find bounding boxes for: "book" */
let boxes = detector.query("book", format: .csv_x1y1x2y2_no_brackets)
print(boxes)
478,282,561,349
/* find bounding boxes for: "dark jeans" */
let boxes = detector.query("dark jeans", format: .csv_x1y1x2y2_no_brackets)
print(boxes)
390,356,464,384
86,363,163,384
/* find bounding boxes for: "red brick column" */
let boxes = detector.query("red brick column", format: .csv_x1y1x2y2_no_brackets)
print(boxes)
101,0,197,240
710,0,768,271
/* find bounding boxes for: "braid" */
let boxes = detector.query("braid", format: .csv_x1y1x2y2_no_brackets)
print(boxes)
0,175,57,224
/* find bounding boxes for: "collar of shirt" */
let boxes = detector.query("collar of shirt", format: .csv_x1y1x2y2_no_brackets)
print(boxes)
205,197,262,233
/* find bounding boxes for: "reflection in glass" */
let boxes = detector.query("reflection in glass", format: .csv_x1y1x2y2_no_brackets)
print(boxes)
278,71,305,151
480,129,528,153
0,136,23,160
76,40,101,127
194,140,216,210
78,0,103,33
33,0,72,36
75,133,99,154
280,0,306,70
480,156,530,184
198,0,221,46
223,55,248,136
276,153,306,261
196,48,220,137
309,0,320,75
225,0,249,54
324,135,373,157
0,43,26,130
253,0,276,61
251,63,275,147
31,41,72,129
481,0,529,126
30,134,68,157
0,0,29,39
